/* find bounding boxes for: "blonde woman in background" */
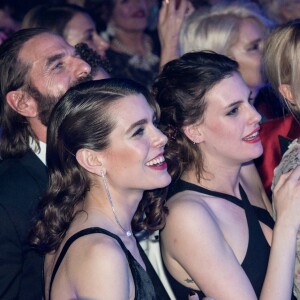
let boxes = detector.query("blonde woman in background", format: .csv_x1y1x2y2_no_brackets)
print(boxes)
180,0,272,100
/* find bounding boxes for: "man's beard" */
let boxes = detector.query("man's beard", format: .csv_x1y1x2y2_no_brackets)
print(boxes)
25,74,93,126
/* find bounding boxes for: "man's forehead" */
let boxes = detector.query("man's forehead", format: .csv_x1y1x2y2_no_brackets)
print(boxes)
18,32,74,65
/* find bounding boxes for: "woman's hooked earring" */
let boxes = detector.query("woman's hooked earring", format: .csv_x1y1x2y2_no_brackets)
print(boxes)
99,167,105,178
99,162,106,177
191,138,197,145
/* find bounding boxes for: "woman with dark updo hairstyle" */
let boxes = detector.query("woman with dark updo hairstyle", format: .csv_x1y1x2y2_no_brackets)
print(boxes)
152,51,299,299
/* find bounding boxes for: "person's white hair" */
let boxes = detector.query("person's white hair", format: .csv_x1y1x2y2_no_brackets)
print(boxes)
180,0,273,56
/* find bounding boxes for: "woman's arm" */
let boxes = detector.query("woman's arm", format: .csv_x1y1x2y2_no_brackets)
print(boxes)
162,166,300,300
260,166,300,299
69,237,131,300
161,197,257,300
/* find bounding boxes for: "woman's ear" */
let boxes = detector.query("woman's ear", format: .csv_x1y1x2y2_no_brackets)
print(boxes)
76,149,106,176
6,90,39,117
278,84,295,104
182,123,204,144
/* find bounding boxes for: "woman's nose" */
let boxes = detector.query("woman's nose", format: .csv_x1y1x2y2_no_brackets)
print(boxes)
153,127,168,148
249,104,262,124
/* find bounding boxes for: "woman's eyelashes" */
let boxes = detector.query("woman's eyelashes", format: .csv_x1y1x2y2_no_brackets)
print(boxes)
132,127,145,137
226,106,239,116
247,40,262,53
84,32,94,43
226,96,255,116
247,43,259,52
131,119,159,137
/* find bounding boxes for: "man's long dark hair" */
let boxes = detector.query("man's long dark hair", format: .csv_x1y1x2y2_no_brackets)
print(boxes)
0,28,49,159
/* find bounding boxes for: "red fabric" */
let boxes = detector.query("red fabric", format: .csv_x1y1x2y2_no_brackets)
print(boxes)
255,115,300,197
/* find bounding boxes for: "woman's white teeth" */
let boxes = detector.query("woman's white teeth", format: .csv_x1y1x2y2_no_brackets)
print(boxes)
243,131,258,140
146,156,165,166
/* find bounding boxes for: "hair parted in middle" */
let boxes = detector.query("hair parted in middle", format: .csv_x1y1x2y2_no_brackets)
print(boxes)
152,51,239,182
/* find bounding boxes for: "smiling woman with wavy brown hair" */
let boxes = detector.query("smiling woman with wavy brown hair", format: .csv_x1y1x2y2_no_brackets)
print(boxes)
31,78,171,300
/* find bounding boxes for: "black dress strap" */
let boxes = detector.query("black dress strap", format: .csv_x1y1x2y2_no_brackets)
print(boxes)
48,227,167,300
168,179,274,229
253,206,274,229
48,227,131,300
239,184,270,296
168,179,245,208
137,238,171,300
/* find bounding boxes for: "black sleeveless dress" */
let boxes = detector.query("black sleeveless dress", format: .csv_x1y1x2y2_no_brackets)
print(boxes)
163,179,296,299
48,227,170,300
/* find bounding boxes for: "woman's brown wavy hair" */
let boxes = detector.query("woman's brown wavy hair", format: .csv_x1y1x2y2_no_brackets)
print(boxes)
152,51,239,183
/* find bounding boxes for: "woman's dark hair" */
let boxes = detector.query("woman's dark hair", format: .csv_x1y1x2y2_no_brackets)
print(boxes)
31,78,165,252
152,51,239,182
84,0,115,32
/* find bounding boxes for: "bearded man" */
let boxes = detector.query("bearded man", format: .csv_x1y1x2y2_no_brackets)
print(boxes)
0,28,94,299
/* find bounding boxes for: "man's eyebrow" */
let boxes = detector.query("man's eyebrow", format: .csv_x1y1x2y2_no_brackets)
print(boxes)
46,53,65,68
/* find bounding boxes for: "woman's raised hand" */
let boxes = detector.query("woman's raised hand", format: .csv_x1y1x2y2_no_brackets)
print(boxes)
158,0,193,68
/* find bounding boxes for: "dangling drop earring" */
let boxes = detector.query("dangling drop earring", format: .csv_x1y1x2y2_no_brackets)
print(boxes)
100,171,133,237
